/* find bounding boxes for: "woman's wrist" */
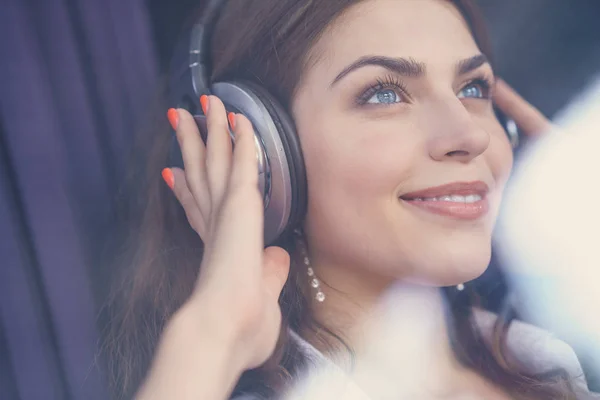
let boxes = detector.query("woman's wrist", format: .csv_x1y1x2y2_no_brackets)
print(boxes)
135,299,246,400
174,295,249,373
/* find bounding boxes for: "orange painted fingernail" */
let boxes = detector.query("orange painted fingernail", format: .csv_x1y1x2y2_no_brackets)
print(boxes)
167,108,179,130
200,95,209,115
161,168,174,190
228,112,236,130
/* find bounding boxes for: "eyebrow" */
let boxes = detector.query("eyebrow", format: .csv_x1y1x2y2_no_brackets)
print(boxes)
330,54,490,87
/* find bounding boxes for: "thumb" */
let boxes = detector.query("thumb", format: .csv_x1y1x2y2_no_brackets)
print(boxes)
262,246,290,300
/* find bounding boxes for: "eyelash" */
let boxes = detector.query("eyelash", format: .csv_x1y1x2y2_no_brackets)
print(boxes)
355,74,494,106
356,75,408,105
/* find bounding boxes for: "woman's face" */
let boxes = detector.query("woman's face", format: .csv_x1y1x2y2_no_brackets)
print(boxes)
291,0,513,286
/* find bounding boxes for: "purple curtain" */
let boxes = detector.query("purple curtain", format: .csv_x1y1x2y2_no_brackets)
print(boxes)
0,0,158,398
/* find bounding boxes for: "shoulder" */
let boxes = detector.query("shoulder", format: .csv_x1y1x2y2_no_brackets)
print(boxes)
472,308,599,396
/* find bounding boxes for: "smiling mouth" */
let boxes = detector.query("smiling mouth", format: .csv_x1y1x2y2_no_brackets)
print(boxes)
399,181,490,220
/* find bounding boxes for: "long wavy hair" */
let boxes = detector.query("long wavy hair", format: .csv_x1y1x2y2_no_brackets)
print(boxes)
97,0,578,399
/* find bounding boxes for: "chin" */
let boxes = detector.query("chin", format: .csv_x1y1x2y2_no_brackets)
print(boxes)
408,243,492,287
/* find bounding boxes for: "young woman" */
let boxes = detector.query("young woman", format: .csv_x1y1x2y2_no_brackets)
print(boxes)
100,0,598,398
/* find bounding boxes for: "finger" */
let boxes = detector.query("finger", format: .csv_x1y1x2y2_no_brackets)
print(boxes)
206,167,264,271
169,167,207,238
494,79,554,136
202,113,263,272
228,113,259,191
205,95,233,209
174,108,211,216
262,246,291,301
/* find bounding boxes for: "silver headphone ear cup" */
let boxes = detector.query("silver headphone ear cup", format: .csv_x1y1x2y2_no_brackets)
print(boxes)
237,82,308,236
211,82,306,245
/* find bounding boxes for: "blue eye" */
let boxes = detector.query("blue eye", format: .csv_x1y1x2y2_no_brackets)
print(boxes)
457,78,492,99
358,75,408,106
366,88,402,105
458,84,483,99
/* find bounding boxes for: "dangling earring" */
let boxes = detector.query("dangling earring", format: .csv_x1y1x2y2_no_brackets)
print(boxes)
456,283,465,291
294,229,325,302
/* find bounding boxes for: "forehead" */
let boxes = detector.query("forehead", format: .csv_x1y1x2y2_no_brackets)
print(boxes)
309,0,480,75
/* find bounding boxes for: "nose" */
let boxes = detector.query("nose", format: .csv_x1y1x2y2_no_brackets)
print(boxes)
426,101,490,163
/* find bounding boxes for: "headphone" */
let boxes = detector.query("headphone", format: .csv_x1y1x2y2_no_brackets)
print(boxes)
168,0,520,246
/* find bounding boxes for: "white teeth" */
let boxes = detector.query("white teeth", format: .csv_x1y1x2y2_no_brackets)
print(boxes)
437,194,482,203
408,194,482,203
403,194,483,203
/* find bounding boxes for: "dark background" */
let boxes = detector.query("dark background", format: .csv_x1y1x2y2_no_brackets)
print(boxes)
1,1,599,399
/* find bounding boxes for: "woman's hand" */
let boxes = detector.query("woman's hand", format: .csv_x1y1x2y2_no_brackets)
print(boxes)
494,78,555,137
168,95,290,369
136,96,290,400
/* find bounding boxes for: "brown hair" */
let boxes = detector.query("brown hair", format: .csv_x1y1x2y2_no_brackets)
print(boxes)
98,1,577,399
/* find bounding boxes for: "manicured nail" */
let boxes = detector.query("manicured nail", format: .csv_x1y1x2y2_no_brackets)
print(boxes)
228,112,236,130
167,108,179,130
161,168,174,190
200,95,209,115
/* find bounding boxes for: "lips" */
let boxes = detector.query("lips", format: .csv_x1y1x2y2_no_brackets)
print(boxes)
400,181,490,220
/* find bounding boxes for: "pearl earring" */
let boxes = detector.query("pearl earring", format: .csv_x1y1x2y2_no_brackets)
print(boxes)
294,229,325,302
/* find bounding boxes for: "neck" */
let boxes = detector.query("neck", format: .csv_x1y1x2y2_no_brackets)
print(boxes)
304,259,469,396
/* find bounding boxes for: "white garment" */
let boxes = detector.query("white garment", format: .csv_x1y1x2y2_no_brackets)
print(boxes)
234,309,599,399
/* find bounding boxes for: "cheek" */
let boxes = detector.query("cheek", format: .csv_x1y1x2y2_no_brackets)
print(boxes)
303,116,420,198
488,127,514,187
484,125,514,222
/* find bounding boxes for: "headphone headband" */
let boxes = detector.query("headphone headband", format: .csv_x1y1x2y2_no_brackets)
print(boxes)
189,0,229,98
168,0,229,110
